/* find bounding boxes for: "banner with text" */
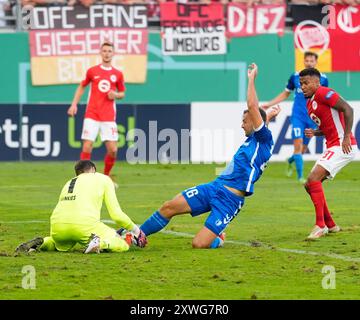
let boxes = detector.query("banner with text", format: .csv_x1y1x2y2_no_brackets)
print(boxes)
160,3,226,56
28,4,148,85
227,3,286,38
0,104,190,161
293,4,360,72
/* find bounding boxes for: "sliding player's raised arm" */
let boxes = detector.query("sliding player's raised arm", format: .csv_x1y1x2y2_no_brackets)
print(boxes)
247,63,264,129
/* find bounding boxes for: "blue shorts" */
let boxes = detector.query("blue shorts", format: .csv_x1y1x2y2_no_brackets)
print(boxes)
291,115,317,145
182,181,245,236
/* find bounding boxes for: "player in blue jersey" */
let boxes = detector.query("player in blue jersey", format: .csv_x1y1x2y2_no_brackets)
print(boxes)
139,63,280,249
262,52,328,183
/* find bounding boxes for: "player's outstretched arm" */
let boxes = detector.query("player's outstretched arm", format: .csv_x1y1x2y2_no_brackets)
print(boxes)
262,90,290,110
68,84,85,116
333,97,354,154
247,63,264,129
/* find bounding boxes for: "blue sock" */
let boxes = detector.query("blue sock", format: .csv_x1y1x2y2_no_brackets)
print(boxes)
288,155,294,164
210,237,223,249
140,211,169,236
293,154,304,179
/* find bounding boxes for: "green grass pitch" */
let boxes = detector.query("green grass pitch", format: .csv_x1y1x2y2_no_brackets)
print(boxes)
0,161,359,300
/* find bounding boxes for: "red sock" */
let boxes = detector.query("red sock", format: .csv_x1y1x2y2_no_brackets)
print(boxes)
307,181,326,228
324,200,336,228
104,154,116,176
80,152,91,160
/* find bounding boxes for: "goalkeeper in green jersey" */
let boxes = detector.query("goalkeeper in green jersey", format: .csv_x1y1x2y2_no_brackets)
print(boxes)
15,160,147,254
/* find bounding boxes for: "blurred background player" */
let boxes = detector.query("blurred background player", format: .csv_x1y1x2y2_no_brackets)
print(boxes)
15,160,147,254
67,42,125,185
299,68,357,239
262,52,328,183
139,63,280,249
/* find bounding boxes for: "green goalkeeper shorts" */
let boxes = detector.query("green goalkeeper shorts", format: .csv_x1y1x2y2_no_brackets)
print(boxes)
50,222,129,252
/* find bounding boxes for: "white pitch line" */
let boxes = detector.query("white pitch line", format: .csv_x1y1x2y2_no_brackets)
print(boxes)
0,185,55,189
1,220,359,263
160,230,360,263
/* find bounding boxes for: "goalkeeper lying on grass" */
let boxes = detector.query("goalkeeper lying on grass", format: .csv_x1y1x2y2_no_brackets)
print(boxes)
15,160,147,254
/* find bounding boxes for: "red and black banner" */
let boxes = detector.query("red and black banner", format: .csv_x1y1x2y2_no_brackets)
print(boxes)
227,3,286,37
160,3,226,55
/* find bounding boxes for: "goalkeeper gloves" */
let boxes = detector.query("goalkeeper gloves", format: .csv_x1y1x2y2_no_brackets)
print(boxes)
132,229,148,248
116,228,148,248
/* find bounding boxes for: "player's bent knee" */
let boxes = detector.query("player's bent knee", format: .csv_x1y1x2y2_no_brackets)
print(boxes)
304,182,310,193
306,175,317,184
108,150,117,158
192,238,210,249
82,145,93,153
159,201,176,218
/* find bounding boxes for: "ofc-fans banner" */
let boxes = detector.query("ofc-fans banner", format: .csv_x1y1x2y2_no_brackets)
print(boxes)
227,3,286,37
28,4,148,85
160,3,226,56
293,5,360,72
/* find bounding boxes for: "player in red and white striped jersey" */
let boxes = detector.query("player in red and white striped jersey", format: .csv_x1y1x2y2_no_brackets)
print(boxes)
299,68,358,240
67,42,125,184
